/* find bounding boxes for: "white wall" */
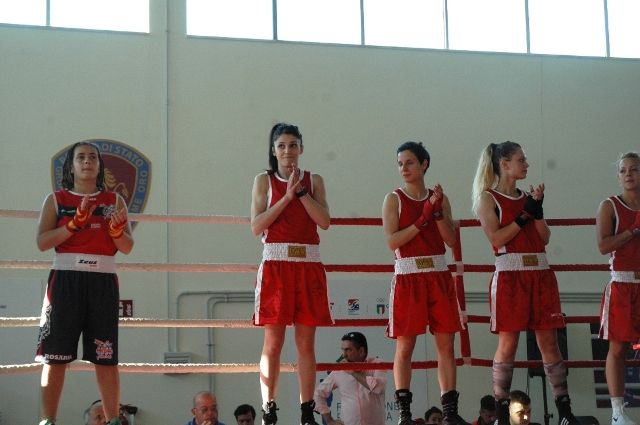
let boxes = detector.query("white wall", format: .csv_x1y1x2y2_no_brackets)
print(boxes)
1,0,640,423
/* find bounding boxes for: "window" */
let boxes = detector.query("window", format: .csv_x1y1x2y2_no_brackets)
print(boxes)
529,0,606,57
363,0,445,49
277,0,361,44
0,0,46,26
50,0,148,33
607,0,640,58
0,0,149,33
187,0,273,39
447,0,527,53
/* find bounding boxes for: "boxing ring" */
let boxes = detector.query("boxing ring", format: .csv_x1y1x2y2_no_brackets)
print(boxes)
1,209,639,423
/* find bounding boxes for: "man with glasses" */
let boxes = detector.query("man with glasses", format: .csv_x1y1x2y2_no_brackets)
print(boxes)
185,391,226,425
314,332,387,425
84,400,105,425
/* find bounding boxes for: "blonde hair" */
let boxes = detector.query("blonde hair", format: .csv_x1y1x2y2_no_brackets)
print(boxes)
471,141,521,216
617,152,640,170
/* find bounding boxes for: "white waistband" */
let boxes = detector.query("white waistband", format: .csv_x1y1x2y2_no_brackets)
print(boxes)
53,253,116,273
395,255,448,275
262,243,321,262
494,253,549,271
610,271,640,283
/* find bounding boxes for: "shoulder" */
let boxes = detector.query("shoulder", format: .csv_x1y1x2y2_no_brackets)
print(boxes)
383,191,400,207
253,172,270,188
597,197,616,215
310,172,325,185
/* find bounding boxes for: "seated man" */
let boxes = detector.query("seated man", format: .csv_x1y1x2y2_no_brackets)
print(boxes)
314,332,387,425
185,391,226,425
84,401,105,425
508,391,532,425
472,395,496,425
233,404,256,425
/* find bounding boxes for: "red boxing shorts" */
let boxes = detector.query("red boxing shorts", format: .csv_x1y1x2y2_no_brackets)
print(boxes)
254,244,333,326
489,253,564,333
600,273,640,342
387,255,462,338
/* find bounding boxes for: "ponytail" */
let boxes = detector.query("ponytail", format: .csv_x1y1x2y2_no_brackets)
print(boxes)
471,141,521,216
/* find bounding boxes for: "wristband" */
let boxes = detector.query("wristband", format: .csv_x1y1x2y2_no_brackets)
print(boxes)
432,210,444,221
296,187,308,198
514,212,530,228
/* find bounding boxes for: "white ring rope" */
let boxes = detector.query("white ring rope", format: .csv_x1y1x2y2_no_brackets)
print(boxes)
0,260,258,273
0,317,255,328
0,209,250,224
0,361,285,375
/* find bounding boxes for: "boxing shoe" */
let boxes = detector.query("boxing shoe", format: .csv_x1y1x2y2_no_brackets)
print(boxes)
612,400,637,425
300,399,320,425
262,400,278,425
555,395,581,425
441,390,472,425
494,398,510,425
396,389,420,425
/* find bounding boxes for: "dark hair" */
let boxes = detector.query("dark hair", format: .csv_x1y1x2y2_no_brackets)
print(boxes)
234,404,256,420
61,141,105,190
425,406,443,420
397,141,430,172
342,331,368,355
480,395,495,412
268,123,303,173
509,390,531,406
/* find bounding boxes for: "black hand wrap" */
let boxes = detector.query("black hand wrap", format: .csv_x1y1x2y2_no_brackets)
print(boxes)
523,195,536,216
533,196,544,220
514,211,530,228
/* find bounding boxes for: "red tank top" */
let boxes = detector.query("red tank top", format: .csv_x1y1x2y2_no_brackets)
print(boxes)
262,170,320,245
394,188,446,259
486,189,546,256
54,190,118,256
608,196,640,271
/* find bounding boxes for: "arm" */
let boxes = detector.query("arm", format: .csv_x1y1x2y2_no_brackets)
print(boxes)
300,173,330,230
348,363,387,395
596,198,635,254
476,192,521,249
382,192,420,251
250,173,293,236
36,193,74,252
435,193,456,248
111,195,134,255
314,375,345,425
530,184,551,245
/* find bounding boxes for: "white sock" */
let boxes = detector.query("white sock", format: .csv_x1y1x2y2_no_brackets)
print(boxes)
612,397,625,414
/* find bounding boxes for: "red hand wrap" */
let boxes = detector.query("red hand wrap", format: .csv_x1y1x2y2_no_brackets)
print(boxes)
109,220,126,239
65,204,92,232
414,199,434,228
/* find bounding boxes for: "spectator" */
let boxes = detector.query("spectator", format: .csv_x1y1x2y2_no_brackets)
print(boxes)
84,400,105,425
425,406,443,424
185,391,226,425
508,391,531,425
472,395,496,425
314,332,387,425
233,404,256,425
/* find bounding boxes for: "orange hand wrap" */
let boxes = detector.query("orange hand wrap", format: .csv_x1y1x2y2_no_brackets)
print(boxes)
65,204,92,232
109,220,126,239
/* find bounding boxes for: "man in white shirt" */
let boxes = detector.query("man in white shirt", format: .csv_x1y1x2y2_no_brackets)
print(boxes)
314,332,387,425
